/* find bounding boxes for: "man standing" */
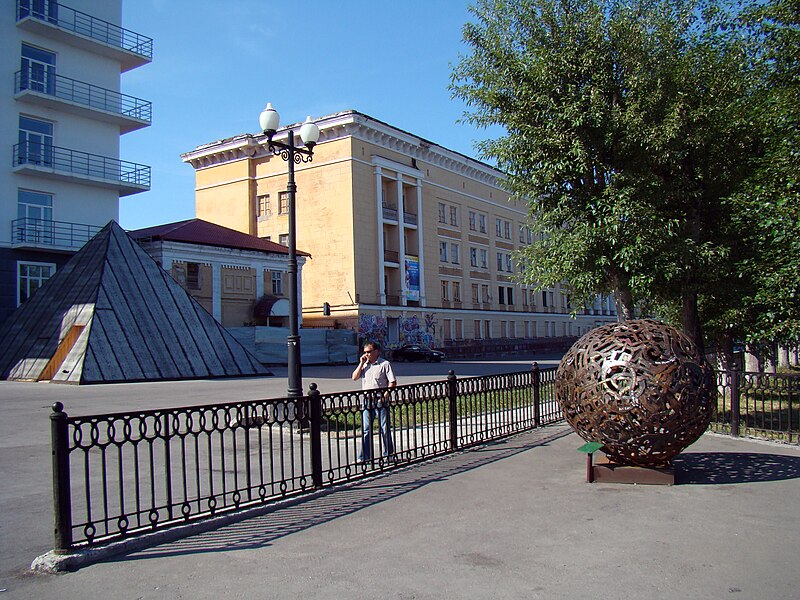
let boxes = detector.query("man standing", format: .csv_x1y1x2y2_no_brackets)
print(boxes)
351,341,397,461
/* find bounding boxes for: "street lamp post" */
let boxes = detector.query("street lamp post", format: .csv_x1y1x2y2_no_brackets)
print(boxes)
258,103,320,406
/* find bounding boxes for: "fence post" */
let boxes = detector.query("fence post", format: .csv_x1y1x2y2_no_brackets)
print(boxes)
447,370,458,451
730,366,741,438
532,362,541,428
308,383,323,488
788,375,795,444
51,402,72,553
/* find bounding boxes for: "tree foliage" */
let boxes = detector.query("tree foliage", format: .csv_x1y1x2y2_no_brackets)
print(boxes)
451,0,799,352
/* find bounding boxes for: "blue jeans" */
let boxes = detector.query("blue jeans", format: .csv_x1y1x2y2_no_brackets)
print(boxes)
359,399,394,461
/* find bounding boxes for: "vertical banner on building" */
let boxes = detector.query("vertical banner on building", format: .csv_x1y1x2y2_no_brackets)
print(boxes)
405,255,420,301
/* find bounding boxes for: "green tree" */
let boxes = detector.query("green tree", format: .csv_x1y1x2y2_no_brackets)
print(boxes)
451,0,776,354
730,0,800,348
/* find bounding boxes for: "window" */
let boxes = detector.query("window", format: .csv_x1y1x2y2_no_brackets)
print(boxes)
507,287,514,305
279,233,289,246
480,249,488,269
519,226,526,244
453,281,461,302
497,253,503,272
186,262,201,290
509,321,516,338
505,254,513,273
470,248,478,267
272,271,283,295
21,43,55,95
472,283,479,303
439,241,448,262
449,205,458,226
549,290,555,307
278,191,289,214
450,243,460,264
484,320,491,339
18,115,53,166
542,291,548,307
500,321,507,338
496,218,503,237
257,194,271,217
474,320,482,339
443,319,452,340
455,319,463,339
16,189,52,244
504,221,511,239
498,287,506,305
522,289,528,306
478,214,486,233
481,284,490,303
469,211,476,231
441,280,449,301
438,202,446,223
17,261,54,305
19,0,58,22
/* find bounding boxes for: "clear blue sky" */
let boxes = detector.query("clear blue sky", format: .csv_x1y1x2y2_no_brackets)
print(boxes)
119,0,497,231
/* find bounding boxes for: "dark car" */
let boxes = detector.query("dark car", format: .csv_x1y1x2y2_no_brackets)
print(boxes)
392,344,446,362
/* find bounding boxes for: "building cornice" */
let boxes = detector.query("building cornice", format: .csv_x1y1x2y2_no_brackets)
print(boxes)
181,110,506,188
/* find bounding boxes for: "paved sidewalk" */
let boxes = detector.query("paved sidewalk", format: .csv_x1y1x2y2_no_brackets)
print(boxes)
2,357,799,599
4,424,800,599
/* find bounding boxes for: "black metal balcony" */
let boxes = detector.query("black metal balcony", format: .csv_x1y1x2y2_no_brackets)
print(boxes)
16,0,152,71
15,68,151,133
382,204,398,221
13,143,150,196
12,217,102,251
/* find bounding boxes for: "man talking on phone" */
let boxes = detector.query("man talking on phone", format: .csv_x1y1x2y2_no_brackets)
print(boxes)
351,340,396,462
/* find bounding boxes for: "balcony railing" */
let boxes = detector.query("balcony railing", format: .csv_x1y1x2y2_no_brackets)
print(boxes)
382,204,398,221
403,211,418,225
15,67,151,128
14,143,150,194
16,0,153,61
12,217,102,251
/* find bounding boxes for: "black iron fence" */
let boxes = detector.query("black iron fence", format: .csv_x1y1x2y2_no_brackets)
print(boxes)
711,369,799,443
50,364,560,552
48,364,797,554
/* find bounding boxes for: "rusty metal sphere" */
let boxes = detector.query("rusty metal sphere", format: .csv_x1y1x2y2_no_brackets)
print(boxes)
556,319,713,467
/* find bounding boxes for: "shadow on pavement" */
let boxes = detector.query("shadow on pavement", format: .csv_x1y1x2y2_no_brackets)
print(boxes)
106,425,573,563
674,452,800,485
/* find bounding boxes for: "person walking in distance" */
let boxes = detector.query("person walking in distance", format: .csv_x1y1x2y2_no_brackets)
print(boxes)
351,341,396,461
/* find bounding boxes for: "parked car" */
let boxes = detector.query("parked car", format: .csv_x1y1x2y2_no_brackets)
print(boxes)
392,344,446,362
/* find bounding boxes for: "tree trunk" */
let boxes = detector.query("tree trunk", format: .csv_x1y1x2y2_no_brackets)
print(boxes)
681,290,704,355
613,287,634,322
716,332,735,371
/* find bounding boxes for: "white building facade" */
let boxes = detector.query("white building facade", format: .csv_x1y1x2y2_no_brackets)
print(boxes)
0,0,151,324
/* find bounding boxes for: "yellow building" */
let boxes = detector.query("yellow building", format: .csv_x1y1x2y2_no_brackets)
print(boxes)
182,110,616,349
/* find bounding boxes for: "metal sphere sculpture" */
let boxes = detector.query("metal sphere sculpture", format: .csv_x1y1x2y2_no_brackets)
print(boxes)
556,319,713,467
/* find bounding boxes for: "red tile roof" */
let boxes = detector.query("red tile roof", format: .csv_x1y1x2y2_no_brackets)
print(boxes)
128,219,309,256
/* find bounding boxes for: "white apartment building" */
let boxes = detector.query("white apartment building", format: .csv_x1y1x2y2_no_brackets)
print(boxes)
0,0,151,324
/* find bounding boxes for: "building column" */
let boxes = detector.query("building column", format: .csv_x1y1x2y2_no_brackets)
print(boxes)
396,175,407,306
414,178,425,307
256,265,264,300
375,166,386,304
212,262,222,322
297,258,304,329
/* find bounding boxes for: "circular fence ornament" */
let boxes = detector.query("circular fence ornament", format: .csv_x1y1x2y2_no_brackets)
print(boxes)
556,319,713,467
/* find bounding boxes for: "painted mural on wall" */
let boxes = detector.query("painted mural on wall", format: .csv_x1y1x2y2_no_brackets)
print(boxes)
400,314,436,348
358,314,388,348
